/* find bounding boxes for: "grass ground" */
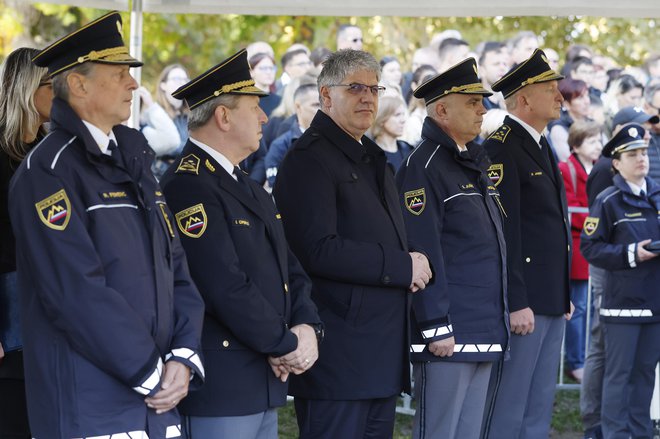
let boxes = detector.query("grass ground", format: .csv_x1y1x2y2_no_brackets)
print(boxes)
277,389,584,438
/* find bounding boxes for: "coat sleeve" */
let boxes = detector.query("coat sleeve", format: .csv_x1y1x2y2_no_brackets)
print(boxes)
273,148,412,288
486,143,529,312
164,228,206,388
286,245,322,328
396,162,453,342
580,195,633,270
558,161,588,233
140,103,181,157
9,170,164,396
163,176,299,358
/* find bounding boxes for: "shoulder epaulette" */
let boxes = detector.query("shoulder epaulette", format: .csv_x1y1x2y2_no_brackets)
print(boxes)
487,125,511,143
175,154,200,175
293,131,322,151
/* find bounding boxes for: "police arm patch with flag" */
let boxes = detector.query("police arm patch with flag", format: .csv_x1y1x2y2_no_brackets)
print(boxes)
487,164,504,187
405,188,426,215
583,216,599,236
35,189,71,231
175,204,207,238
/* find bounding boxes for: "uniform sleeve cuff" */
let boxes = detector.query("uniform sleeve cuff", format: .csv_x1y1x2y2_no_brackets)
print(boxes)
627,243,637,268
420,319,453,342
165,347,205,384
132,357,163,396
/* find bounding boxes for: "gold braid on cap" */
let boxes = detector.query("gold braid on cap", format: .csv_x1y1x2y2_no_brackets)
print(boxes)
521,70,557,87
212,79,256,97
444,83,486,95
76,46,130,64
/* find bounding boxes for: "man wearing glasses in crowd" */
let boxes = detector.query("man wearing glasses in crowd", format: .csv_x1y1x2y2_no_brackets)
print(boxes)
273,49,432,438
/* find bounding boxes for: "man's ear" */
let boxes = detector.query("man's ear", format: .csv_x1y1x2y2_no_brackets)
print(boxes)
319,86,332,109
67,73,87,98
214,105,231,132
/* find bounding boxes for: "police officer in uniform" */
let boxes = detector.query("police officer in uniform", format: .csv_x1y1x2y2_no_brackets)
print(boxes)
8,12,205,439
581,124,660,439
273,49,433,438
481,49,573,439
159,49,322,439
396,58,510,439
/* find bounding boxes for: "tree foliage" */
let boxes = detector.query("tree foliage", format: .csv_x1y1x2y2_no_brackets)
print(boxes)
0,2,656,90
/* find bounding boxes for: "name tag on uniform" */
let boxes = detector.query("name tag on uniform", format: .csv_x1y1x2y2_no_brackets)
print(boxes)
530,171,543,177
458,183,475,191
99,191,129,201
233,219,251,227
624,212,642,218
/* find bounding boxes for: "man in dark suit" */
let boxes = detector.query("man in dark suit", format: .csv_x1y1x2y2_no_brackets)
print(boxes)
481,49,573,439
272,49,432,439
160,49,322,439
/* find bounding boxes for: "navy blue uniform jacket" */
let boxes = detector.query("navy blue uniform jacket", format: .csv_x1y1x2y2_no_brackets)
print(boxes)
8,98,205,439
483,116,571,315
273,111,412,399
580,175,660,323
160,140,321,416
397,118,510,363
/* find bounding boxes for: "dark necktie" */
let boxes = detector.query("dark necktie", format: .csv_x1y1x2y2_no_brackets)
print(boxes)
234,166,254,198
107,139,123,167
539,136,555,174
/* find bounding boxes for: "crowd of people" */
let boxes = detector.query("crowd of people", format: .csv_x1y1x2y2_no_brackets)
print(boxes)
1,11,659,439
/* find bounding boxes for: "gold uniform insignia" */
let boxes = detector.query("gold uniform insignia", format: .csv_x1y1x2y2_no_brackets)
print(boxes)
175,154,200,175
35,189,71,231
488,125,511,143
205,159,216,173
405,189,426,215
175,204,207,238
487,164,504,187
583,217,599,236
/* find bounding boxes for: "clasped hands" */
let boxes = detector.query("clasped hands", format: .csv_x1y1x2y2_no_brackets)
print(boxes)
268,324,319,383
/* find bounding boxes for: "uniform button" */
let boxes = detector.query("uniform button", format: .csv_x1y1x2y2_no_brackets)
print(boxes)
351,172,358,181
568,245,571,251
525,257,531,263
222,340,229,348
382,275,391,284
284,283,289,293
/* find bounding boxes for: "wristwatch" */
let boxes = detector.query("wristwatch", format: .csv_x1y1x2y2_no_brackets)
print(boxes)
311,323,324,345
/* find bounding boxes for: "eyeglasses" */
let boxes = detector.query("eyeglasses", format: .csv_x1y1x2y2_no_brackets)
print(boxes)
291,61,313,68
328,83,386,96
351,38,363,43
256,65,277,72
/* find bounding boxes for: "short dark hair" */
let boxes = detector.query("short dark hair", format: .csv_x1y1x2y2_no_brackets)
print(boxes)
281,49,308,69
570,56,593,73
568,120,601,149
558,78,588,103
478,41,506,66
439,38,469,54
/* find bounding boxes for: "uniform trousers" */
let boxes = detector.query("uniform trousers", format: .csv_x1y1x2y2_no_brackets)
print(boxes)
482,314,564,439
601,321,660,439
413,361,492,439
183,409,277,439
294,395,398,439
580,265,606,437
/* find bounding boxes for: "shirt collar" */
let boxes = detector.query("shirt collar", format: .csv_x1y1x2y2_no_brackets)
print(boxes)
81,120,117,155
188,136,236,180
508,113,543,147
625,179,647,196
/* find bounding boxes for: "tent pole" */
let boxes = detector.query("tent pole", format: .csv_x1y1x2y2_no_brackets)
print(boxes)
129,0,143,128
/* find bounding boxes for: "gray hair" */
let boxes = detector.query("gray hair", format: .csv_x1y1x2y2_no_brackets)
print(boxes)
188,93,241,131
52,62,95,101
318,50,380,101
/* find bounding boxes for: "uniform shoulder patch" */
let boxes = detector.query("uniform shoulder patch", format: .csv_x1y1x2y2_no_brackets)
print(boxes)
488,125,511,143
175,154,200,175
487,163,504,187
404,188,426,215
35,189,71,231
583,217,599,236
175,204,207,238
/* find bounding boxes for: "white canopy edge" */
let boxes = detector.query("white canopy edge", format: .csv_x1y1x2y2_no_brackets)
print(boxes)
27,0,660,17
